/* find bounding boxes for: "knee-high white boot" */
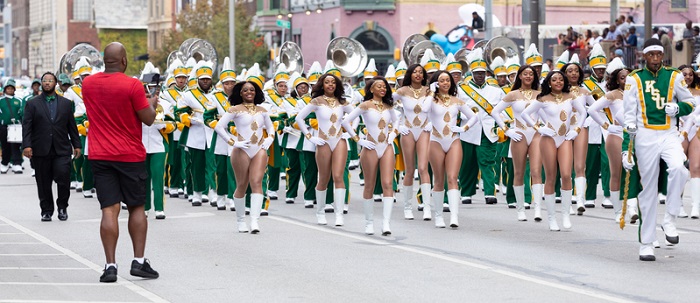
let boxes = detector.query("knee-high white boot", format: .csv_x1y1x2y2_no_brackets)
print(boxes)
382,197,393,236
233,197,248,233
561,189,573,229
364,198,374,235
514,185,527,221
691,178,700,219
544,194,560,231
420,183,432,220
574,177,586,215
250,193,263,234
447,189,460,227
610,191,621,223
403,184,414,220
432,190,446,228
315,189,327,225
532,183,543,222
334,188,346,226
628,198,639,224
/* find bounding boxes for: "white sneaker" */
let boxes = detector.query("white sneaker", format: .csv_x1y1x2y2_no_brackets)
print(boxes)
373,194,381,202
639,244,655,261
83,190,94,198
267,190,278,200
304,200,314,208
404,209,414,220
359,179,365,186
155,211,166,219
679,208,688,218
31,169,35,177
517,210,527,221
500,185,507,195
0,164,8,173
12,165,22,173
658,193,666,204
70,181,77,189
601,198,613,209
237,222,249,233
324,204,334,213
435,216,446,228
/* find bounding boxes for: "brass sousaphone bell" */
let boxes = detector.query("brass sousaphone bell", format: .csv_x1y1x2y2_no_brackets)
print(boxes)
453,48,471,74
186,39,219,74
326,37,367,77
402,34,428,65
277,41,304,75
482,36,519,67
408,40,446,67
58,43,104,76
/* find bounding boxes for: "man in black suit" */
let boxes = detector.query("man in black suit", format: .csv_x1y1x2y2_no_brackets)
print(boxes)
22,72,81,221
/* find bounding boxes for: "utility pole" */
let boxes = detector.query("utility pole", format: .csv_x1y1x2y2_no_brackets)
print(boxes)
644,0,652,39
485,0,492,39
530,0,538,50
611,0,619,25
229,0,236,68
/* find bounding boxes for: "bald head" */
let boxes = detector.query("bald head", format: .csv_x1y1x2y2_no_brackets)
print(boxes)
103,42,127,73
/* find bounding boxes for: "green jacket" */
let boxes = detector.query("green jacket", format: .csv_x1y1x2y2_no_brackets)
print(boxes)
0,96,23,125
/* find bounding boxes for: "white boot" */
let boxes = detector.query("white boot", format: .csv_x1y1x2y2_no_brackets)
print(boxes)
216,195,226,210
432,191,446,228
192,191,203,206
208,189,217,206
382,197,393,236
628,198,639,224
679,202,689,218
315,189,327,225
233,197,248,232
364,198,374,235
447,189,460,227
662,212,679,245
574,177,586,215
420,183,432,221
249,194,263,234
334,188,345,226
544,194,560,231
561,189,573,229
532,184,543,222
403,184,414,220
610,191,622,223
514,185,527,221
691,178,700,219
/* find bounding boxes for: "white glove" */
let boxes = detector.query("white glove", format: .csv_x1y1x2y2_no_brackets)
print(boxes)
429,82,438,92
357,139,376,150
505,129,522,142
190,117,204,125
665,103,679,117
233,140,251,149
621,151,635,171
282,126,294,133
341,132,351,140
565,129,579,141
625,124,637,137
308,136,327,146
537,127,556,137
387,132,397,143
398,125,410,136
607,124,623,135
449,125,466,133
261,137,274,150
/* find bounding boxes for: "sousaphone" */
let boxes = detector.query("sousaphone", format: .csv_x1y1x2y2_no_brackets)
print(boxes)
402,34,428,65
482,36,519,66
408,40,446,67
326,37,367,77
277,41,304,75
454,48,471,74
186,39,219,73
58,43,104,76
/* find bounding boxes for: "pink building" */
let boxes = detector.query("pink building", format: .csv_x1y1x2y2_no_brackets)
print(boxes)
255,0,700,75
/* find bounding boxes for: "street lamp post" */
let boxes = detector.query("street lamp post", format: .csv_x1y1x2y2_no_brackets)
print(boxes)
229,0,236,68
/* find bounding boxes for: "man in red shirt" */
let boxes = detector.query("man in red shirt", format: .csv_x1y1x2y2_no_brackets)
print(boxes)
82,42,159,283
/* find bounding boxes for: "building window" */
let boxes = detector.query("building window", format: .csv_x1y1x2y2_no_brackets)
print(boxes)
270,0,281,10
73,0,93,21
354,30,389,51
671,0,688,9
257,0,264,11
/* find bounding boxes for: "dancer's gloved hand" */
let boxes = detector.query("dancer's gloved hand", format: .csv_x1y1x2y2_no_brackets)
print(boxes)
505,129,522,142
621,151,635,171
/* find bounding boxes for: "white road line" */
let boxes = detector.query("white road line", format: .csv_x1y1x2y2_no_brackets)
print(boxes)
0,254,65,256
0,215,168,303
268,216,635,303
0,282,118,286
0,233,24,235
0,242,43,245
0,267,92,270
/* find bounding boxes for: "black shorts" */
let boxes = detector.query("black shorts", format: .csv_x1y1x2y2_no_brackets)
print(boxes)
91,160,148,209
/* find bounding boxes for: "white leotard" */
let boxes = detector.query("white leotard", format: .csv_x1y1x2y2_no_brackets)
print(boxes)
521,95,587,148
343,102,398,157
214,105,275,159
491,90,539,145
395,93,430,140
421,95,479,152
295,98,353,152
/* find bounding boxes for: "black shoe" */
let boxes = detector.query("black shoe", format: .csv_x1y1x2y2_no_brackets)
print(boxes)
41,213,52,222
192,201,202,206
130,259,159,279
100,266,118,283
639,255,656,261
507,204,516,209
443,206,450,212
417,205,424,211
485,197,498,204
555,197,561,203
304,204,314,209
630,214,639,224
462,198,472,205
217,206,226,211
169,193,179,198
57,209,68,221
209,201,217,207
524,204,531,209
76,187,83,193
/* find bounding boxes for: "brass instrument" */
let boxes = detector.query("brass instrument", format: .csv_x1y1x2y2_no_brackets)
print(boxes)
58,43,104,76
481,36,520,67
276,41,304,75
153,104,175,125
187,39,219,73
402,34,429,65
408,40,446,67
454,48,471,74
326,37,367,77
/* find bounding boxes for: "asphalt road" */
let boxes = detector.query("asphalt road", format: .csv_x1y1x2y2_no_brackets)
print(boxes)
1,167,699,303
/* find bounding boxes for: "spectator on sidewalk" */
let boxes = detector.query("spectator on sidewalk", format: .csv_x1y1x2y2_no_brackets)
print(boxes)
683,21,694,39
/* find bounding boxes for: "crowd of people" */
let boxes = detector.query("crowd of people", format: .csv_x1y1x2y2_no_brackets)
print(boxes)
3,33,699,282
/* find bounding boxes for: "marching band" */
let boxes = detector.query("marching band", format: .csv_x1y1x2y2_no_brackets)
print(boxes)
5,35,700,262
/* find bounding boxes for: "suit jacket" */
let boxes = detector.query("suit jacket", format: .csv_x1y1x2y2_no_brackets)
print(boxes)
22,93,81,157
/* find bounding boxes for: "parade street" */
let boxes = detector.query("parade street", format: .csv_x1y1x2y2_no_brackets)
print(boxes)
1,171,699,303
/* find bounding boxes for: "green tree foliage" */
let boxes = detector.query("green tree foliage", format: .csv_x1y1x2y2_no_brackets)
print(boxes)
98,29,148,76
150,0,269,78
